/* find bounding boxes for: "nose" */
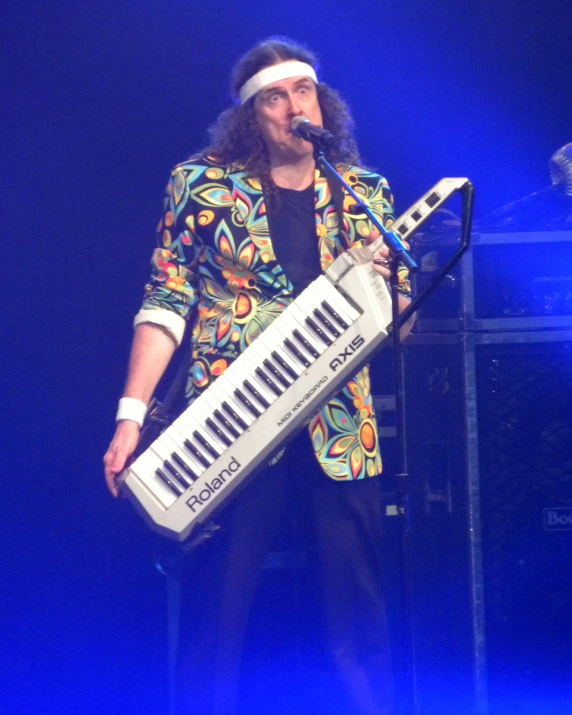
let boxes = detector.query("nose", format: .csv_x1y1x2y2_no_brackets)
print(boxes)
286,91,304,116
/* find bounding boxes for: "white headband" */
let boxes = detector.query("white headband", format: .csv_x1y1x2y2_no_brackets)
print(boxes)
239,61,318,104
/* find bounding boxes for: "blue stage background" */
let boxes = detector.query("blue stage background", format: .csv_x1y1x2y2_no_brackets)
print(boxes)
3,1,571,712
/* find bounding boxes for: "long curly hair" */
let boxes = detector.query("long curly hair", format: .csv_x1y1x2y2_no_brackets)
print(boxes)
200,37,361,205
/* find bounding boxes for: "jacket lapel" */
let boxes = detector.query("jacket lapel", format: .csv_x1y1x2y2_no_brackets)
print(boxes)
226,169,277,266
227,164,355,278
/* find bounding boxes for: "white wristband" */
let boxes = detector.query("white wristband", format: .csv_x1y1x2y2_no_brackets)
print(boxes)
116,397,148,428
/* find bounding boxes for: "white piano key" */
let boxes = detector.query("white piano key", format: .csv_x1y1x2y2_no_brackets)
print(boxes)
288,303,327,353
248,336,296,385
310,305,343,339
295,291,339,343
307,279,358,325
312,275,358,320
148,441,193,488
150,436,177,464
189,400,231,454
237,344,279,405
155,428,202,476
209,375,255,426
176,413,219,464
240,369,277,406
280,308,324,358
244,340,285,388
161,423,207,476
268,320,311,371
269,342,302,377
173,405,208,441
200,389,242,441
243,336,270,365
216,372,262,419
252,323,303,376
229,359,277,407
329,286,361,323
130,450,178,507
170,407,214,453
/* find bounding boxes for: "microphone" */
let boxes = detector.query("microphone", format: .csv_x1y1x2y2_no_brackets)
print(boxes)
549,143,572,197
290,116,335,145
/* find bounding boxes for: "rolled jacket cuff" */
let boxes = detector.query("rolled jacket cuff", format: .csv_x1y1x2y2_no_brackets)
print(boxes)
133,308,186,347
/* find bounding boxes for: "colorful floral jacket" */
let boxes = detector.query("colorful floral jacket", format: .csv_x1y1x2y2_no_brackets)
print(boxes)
138,156,408,481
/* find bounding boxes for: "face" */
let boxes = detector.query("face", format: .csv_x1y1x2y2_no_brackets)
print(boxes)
254,70,323,161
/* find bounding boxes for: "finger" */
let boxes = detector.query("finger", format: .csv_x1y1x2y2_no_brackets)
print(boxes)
104,465,119,497
103,446,125,497
372,263,391,280
366,226,381,242
373,243,390,267
110,456,128,485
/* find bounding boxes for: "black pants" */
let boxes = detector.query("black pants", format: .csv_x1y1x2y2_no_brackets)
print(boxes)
172,432,393,714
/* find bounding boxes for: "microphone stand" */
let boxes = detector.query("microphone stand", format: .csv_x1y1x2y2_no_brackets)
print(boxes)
314,146,419,714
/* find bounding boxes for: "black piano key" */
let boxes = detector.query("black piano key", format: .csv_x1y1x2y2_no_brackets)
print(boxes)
321,300,349,330
305,316,332,346
266,356,293,387
293,329,320,359
205,417,233,447
255,367,283,396
183,439,211,469
155,468,183,496
271,352,298,381
284,338,310,368
214,409,241,438
222,401,249,430
172,452,198,482
164,460,192,489
193,430,220,459
313,308,341,338
234,389,261,417
243,380,270,409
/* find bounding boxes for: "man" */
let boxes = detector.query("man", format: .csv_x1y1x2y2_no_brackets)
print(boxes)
104,37,413,714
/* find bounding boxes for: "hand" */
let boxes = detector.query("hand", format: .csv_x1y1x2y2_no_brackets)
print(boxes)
367,227,410,280
103,420,141,497
371,243,392,280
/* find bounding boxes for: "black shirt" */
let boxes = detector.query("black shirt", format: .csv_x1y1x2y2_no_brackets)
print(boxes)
266,184,322,297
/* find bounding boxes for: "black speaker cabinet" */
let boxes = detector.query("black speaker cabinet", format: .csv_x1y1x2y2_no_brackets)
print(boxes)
414,230,572,333
373,330,572,714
